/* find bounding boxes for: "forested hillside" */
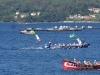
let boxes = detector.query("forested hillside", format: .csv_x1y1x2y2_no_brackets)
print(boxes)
0,0,100,22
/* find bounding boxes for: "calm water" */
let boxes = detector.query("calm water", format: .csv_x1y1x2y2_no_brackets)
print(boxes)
0,22,100,75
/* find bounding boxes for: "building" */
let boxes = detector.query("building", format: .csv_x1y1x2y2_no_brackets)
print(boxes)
37,12,41,16
20,14,27,18
93,8,100,13
83,15,90,19
88,8,100,13
31,12,36,16
16,12,20,15
89,14,96,18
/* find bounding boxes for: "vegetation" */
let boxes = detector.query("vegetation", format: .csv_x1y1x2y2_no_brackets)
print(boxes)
0,0,100,22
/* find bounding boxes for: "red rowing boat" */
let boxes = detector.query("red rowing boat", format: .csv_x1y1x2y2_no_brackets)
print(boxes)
62,58,100,70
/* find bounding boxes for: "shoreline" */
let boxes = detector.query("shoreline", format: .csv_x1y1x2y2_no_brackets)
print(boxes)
1,21,100,24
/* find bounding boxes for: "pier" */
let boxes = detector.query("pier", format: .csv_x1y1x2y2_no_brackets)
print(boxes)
34,26,83,31
34,26,100,31
20,25,100,32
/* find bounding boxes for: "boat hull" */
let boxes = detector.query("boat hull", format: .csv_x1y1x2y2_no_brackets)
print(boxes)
62,59,100,70
45,42,90,49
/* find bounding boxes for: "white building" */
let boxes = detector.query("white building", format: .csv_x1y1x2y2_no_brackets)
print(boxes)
16,12,20,15
31,12,36,16
37,12,41,16
20,14,26,18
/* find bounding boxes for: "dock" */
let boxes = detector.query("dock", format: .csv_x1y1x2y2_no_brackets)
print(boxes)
20,25,100,32
34,26,83,31
34,26,100,31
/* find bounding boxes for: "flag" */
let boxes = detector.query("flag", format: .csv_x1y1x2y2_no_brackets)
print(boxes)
30,30,35,34
29,30,41,42
77,38,82,44
69,33,76,38
35,34,41,42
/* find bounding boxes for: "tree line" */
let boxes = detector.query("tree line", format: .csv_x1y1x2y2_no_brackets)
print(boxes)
0,0,100,22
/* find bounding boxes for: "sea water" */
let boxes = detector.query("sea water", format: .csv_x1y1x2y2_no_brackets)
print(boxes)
0,22,100,75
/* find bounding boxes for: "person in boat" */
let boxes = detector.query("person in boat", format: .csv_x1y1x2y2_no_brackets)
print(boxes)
46,42,52,48
73,58,82,67
74,58,77,63
73,58,80,63
75,58,81,63
72,43,76,46
83,42,90,47
61,43,66,48
58,43,63,48
58,43,61,46
73,58,77,64
94,60,100,65
84,60,92,67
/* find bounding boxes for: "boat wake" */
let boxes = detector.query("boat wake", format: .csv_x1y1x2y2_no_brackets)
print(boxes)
20,46,43,50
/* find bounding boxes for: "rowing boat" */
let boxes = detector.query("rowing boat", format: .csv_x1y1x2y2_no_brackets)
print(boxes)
62,58,100,70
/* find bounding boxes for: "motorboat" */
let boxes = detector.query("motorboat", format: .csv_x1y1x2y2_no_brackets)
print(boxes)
20,28,35,34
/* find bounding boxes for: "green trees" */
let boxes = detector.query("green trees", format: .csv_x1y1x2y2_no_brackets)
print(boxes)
0,0,100,22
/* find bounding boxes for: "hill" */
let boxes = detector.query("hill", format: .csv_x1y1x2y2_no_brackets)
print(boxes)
0,0,100,22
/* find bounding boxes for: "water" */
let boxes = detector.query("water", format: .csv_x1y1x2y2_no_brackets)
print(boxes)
0,22,100,75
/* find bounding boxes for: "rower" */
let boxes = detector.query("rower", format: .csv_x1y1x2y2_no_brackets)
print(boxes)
73,58,80,64
46,42,52,48
74,58,77,63
94,60,100,65
94,60,97,65
73,58,81,67
84,60,92,67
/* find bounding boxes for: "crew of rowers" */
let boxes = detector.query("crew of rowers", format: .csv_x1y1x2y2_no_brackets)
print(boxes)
46,42,89,48
73,58,100,66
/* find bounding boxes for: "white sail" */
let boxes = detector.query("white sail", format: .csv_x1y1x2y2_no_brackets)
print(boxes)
77,38,82,44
